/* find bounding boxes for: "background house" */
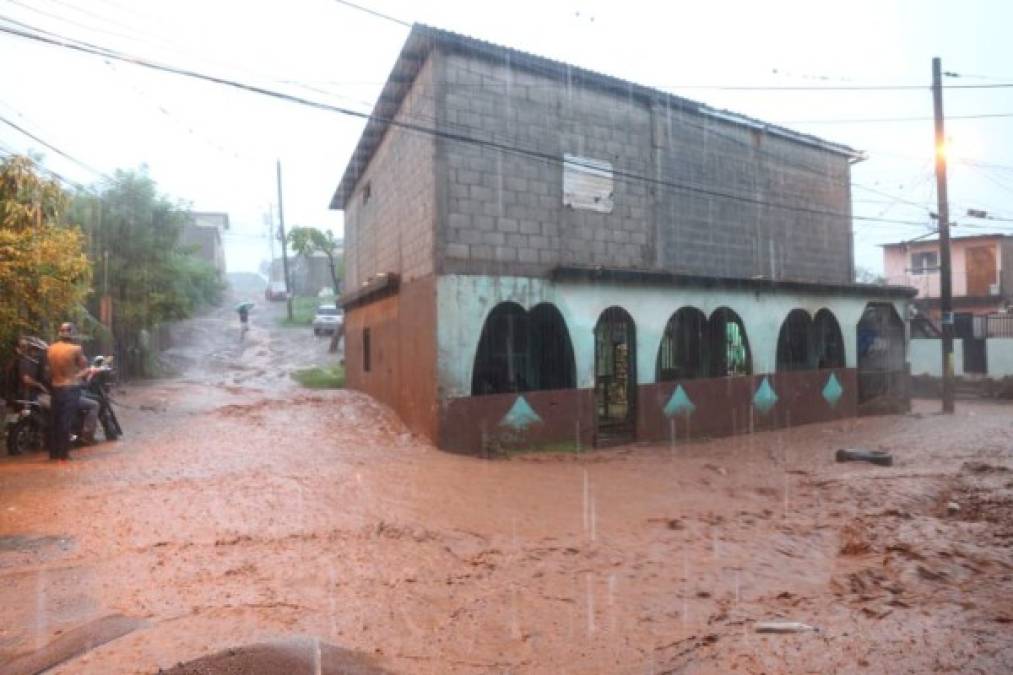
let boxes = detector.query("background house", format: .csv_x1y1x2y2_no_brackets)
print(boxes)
332,25,914,453
181,211,228,276
271,245,342,296
883,233,1013,318
885,233,1013,378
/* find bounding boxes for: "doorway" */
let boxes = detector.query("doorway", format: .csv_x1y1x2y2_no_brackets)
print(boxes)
594,307,637,445
857,303,907,407
955,313,987,375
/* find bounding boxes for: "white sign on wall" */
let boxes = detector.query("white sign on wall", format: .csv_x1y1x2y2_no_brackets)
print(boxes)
562,154,614,213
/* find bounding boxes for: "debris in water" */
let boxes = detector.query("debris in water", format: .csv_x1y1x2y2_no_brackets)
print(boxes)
755,621,820,634
835,448,893,467
946,501,961,514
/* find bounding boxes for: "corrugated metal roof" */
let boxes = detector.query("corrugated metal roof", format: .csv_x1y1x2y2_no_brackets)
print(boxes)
330,24,863,210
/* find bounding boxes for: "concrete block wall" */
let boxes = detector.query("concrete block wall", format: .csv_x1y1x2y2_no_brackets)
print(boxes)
432,49,854,284
343,56,437,290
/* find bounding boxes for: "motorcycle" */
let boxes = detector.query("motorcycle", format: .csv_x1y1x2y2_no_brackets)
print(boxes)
6,355,123,456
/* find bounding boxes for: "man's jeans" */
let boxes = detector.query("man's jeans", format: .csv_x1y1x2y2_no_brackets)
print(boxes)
49,386,81,459
78,394,98,442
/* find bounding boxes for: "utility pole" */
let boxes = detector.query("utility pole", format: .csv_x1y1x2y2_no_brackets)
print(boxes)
276,160,293,321
932,57,955,413
264,202,276,274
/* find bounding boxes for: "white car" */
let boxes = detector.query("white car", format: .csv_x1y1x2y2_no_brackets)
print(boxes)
312,305,343,336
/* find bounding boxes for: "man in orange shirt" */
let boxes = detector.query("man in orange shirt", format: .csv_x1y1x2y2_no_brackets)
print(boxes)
46,323,97,460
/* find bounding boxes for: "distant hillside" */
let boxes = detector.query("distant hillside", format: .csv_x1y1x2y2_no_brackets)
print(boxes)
227,272,267,295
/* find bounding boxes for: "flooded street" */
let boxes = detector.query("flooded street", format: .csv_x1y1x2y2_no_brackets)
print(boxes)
1,301,1011,674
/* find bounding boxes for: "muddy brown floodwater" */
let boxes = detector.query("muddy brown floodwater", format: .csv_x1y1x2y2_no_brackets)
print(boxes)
2,300,1012,674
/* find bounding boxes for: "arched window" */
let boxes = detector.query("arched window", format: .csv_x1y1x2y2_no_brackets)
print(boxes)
857,303,907,403
776,309,814,371
472,302,528,395
709,307,752,376
813,309,846,369
471,302,576,396
656,307,710,382
528,303,576,391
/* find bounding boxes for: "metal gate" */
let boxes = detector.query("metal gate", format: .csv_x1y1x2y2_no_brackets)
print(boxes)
594,307,637,446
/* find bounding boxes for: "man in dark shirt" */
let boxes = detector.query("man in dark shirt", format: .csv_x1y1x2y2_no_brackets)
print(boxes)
14,337,46,403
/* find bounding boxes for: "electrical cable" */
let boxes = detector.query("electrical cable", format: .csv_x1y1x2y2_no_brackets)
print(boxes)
330,0,411,27
0,20,941,229
0,112,112,180
0,146,100,195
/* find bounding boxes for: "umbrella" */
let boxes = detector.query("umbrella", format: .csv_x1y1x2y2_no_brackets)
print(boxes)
235,301,255,311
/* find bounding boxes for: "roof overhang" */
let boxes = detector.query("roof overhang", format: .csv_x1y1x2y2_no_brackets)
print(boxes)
550,265,917,299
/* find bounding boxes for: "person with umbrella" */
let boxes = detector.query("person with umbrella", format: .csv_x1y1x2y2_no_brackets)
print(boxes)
236,301,254,334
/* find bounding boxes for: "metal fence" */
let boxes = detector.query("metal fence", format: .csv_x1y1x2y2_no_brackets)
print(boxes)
986,313,1013,338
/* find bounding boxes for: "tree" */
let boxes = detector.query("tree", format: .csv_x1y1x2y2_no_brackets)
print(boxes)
0,155,91,352
287,226,343,295
72,168,224,376
855,266,886,285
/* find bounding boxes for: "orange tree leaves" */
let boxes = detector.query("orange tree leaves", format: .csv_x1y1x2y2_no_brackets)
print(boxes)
0,156,91,351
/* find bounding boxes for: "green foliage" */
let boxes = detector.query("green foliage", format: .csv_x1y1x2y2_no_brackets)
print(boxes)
287,226,343,293
72,167,224,376
169,252,225,314
278,296,320,327
290,365,345,389
855,266,886,285
0,156,91,352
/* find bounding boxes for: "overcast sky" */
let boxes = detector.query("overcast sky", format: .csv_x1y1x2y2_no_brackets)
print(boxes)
1,0,1011,275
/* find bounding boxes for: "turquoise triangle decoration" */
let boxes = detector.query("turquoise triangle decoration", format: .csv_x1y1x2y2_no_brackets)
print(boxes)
499,395,542,430
822,372,844,408
663,384,696,418
753,377,778,415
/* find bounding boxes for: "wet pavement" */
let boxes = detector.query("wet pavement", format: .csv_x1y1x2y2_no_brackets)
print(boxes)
1,300,1012,673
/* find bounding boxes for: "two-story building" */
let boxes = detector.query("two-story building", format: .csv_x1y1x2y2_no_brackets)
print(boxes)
884,233,1013,376
181,211,228,277
331,24,914,454
883,233,1013,317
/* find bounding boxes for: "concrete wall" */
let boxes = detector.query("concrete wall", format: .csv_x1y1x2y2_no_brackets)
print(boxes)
986,338,1013,376
343,55,437,290
438,368,857,455
909,339,965,377
436,274,907,399
180,224,225,275
344,277,439,440
272,255,336,296
433,48,854,284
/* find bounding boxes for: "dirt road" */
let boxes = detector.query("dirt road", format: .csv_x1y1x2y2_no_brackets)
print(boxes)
1,301,1012,674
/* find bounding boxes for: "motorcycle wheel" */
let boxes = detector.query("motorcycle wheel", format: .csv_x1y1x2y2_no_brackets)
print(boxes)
99,407,120,441
7,416,45,455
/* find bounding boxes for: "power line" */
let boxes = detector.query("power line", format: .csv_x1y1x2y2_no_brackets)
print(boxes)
0,20,942,230
330,0,411,27
853,181,933,211
944,70,1013,83
0,146,100,195
779,111,1013,124
316,0,1013,101
327,1,1013,99
0,111,111,180
2,0,142,48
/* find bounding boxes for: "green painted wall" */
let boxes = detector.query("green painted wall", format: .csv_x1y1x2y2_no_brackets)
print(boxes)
436,274,909,399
